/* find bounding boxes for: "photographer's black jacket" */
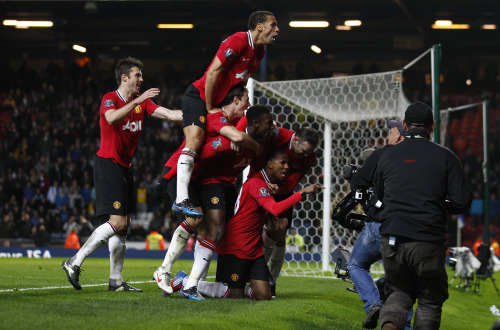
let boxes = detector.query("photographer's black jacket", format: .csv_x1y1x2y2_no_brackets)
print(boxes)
375,129,472,242
350,146,392,221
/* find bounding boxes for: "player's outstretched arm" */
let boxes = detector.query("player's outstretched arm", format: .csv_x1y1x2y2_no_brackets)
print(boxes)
151,107,183,122
219,126,260,153
205,56,225,114
298,184,325,197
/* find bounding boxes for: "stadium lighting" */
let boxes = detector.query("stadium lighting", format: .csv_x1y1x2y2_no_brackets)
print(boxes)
481,24,497,30
432,20,470,29
310,45,322,54
344,20,362,27
3,20,18,26
73,44,87,53
289,21,329,28
157,24,193,29
4,20,54,28
335,25,352,31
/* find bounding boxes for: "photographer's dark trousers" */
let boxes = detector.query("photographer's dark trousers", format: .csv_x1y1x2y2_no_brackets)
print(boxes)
380,236,449,330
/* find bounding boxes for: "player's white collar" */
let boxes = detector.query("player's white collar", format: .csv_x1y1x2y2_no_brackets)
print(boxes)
260,169,271,183
247,30,254,49
116,90,126,102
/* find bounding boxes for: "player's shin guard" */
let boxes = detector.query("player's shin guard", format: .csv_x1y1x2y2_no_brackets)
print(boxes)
176,149,196,202
72,221,117,267
184,236,216,290
262,228,277,263
269,240,286,283
198,280,230,298
194,239,209,281
109,231,126,285
160,221,194,273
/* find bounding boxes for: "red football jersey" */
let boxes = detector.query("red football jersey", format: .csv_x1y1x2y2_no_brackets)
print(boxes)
96,90,159,167
193,31,265,107
217,170,303,259
164,111,237,168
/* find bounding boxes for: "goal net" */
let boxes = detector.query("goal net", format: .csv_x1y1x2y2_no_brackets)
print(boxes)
249,70,411,277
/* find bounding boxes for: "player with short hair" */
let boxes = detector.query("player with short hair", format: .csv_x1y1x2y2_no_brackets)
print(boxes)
173,10,279,218
62,57,182,292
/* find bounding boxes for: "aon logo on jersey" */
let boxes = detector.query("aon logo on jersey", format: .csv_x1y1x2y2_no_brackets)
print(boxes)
122,120,142,132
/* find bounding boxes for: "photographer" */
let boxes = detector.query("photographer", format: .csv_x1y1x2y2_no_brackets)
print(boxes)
345,120,410,329
375,102,472,330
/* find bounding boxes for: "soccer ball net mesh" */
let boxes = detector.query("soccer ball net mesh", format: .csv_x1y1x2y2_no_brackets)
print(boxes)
252,70,410,277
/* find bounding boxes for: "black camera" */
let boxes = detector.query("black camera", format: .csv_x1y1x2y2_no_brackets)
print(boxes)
343,164,358,181
331,164,374,231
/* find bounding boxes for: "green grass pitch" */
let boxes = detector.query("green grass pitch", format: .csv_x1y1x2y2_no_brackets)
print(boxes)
0,257,499,329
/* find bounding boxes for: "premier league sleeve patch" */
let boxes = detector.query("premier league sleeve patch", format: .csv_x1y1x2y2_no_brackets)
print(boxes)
104,99,114,108
259,187,270,197
224,48,235,60
211,137,222,149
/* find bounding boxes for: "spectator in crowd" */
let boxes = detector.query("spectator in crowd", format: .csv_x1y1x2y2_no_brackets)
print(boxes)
469,190,484,226
129,223,147,241
64,226,81,249
146,230,166,250
33,224,50,247
0,213,16,238
285,228,305,252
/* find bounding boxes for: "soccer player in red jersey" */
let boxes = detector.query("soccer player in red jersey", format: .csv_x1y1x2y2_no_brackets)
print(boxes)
173,11,279,218
62,57,182,292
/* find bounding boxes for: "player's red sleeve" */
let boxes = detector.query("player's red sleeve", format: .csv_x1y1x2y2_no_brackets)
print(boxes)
236,115,247,131
197,137,232,160
260,192,303,216
249,181,303,216
216,33,246,66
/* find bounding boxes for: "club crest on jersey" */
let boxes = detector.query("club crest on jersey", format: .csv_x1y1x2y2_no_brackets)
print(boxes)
113,201,121,209
224,48,235,60
199,116,206,124
259,188,270,197
134,105,142,113
231,273,239,282
104,99,114,108
212,137,222,149
220,117,228,123
211,197,220,204
272,127,280,136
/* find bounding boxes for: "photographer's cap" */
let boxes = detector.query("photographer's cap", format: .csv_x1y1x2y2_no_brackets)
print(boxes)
387,120,405,135
404,101,433,127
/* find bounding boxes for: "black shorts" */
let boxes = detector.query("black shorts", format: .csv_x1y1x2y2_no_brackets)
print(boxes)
216,254,270,289
275,192,294,228
161,166,202,208
94,156,135,216
182,84,207,130
200,183,237,218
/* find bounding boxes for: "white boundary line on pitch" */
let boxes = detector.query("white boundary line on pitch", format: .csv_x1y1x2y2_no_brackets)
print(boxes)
0,275,217,293
0,280,151,293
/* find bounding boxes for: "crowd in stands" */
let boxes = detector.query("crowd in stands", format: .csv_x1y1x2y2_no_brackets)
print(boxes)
0,59,499,251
